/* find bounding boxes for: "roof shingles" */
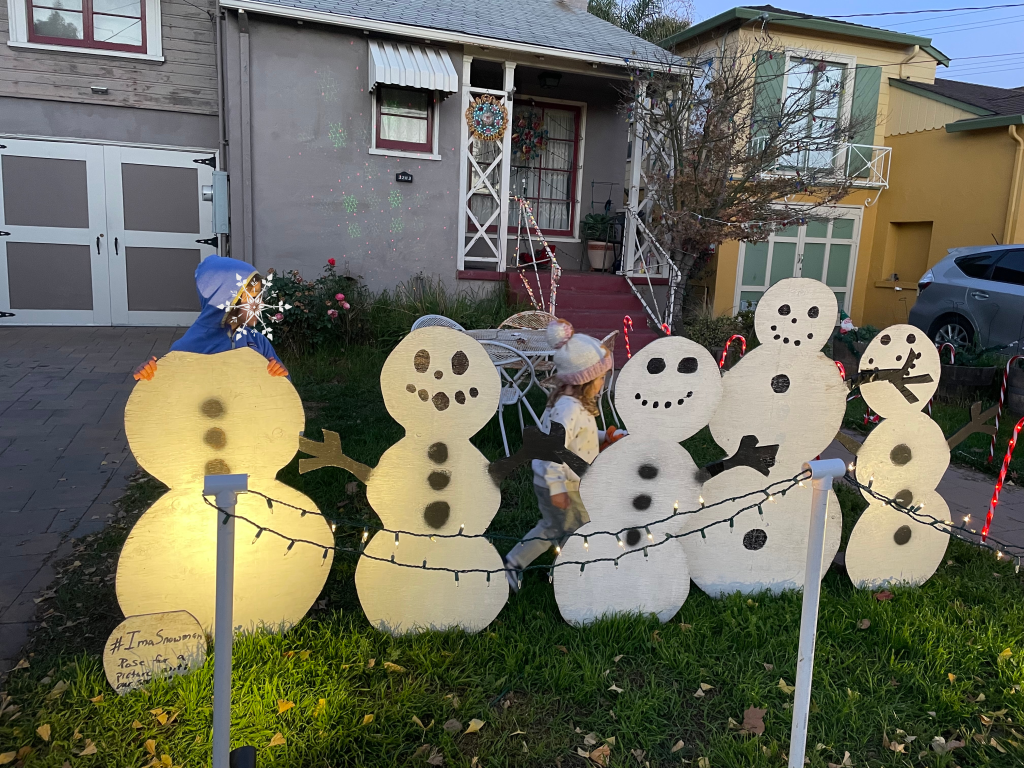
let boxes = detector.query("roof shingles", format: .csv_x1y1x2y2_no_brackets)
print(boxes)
907,78,1024,117
234,0,675,63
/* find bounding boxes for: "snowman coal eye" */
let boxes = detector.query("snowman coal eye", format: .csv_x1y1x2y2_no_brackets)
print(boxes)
647,357,667,374
807,306,819,318
451,351,470,375
778,304,791,316
677,357,698,374
880,335,891,346
414,349,430,373
906,333,917,344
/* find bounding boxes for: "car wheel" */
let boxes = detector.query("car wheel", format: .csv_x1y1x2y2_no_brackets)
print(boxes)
932,318,973,347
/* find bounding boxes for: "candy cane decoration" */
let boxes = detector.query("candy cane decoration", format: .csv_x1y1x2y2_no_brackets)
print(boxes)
989,355,1024,462
928,344,956,416
864,405,880,425
623,315,634,360
834,360,846,380
982,414,1024,542
718,334,747,369
513,196,561,315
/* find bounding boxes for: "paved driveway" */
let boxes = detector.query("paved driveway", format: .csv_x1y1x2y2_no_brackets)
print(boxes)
0,326,183,675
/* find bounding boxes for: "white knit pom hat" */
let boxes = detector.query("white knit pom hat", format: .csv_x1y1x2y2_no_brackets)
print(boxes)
546,319,612,386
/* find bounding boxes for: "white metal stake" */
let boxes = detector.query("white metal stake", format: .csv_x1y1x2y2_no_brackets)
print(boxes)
789,458,846,768
205,473,249,768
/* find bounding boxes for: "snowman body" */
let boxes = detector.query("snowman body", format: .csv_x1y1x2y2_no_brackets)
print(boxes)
356,327,507,635
117,348,335,636
554,337,721,625
682,279,846,596
845,325,950,588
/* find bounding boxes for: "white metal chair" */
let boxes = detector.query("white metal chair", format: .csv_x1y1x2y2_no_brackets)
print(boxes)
598,330,622,431
498,311,557,331
480,341,543,457
411,314,466,331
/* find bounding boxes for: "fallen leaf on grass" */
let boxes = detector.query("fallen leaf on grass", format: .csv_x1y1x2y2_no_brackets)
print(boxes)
78,739,97,756
762,663,773,671
589,743,611,767
345,481,359,495
693,682,713,698
426,747,444,766
361,714,374,726
556,645,568,654
366,658,376,669
0,754,14,765
948,673,956,683
46,681,68,700
631,748,646,764
697,758,710,768
522,741,529,753
131,720,143,729
90,694,103,703
313,698,326,717
413,745,431,759
15,749,31,761
873,590,893,602
145,740,157,756
882,732,905,753
613,655,624,663
739,707,766,736
670,740,684,753
608,684,623,694
966,692,986,703
991,737,1007,754
857,619,870,630
998,648,1013,663
679,624,692,631
930,736,964,754
36,724,51,741
777,679,795,695
268,733,286,748
443,718,462,735
383,662,406,673
464,719,485,735
604,736,616,746
652,631,662,643
471,757,478,767
412,716,426,730
583,733,599,747
13,660,29,671
277,700,295,714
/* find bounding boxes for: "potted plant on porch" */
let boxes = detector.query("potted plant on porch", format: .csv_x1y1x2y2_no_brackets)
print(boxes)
582,213,616,271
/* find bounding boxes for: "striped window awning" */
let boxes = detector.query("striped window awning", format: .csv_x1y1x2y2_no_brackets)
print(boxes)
368,40,458,94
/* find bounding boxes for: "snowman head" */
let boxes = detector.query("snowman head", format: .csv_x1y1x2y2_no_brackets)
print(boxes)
125,348,305,487
755,278,837,352
381,327,500,436
859,324,940,418
614,337,722,440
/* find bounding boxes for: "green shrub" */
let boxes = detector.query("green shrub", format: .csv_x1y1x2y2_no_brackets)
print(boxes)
269,261,525,354
678,309,756,351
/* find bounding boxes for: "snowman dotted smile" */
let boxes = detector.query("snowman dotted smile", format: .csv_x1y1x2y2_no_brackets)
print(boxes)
767,302,821,346
405,348,481,411
628,354,701,409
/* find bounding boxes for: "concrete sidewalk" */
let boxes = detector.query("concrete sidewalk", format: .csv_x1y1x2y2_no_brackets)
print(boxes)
0,326,183,676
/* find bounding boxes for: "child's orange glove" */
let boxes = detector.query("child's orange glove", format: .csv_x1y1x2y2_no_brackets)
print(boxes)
599,425,628,452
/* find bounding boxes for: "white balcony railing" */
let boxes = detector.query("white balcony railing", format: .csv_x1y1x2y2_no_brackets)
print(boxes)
748,137,891,189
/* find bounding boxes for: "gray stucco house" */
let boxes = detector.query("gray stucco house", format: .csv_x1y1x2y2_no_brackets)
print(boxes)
1,0,679,325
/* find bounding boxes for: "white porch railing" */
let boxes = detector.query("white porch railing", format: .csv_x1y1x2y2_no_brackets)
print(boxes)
619,205,681,334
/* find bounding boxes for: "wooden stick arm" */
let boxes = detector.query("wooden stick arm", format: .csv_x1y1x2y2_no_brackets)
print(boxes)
298,430,373,483
488,422,590,484
704,435,779,478
947,402,999,449
834,431,862,456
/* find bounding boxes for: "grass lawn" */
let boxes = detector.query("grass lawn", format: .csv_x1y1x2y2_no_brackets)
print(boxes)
3,345,1024,767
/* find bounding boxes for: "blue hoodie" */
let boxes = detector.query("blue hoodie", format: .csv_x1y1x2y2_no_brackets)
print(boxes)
170,256,282,365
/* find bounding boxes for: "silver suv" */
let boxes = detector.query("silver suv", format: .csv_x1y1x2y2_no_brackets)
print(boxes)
908,245,1024,350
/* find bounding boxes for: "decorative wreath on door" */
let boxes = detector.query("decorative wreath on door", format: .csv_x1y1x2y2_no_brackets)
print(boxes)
465,95,508,142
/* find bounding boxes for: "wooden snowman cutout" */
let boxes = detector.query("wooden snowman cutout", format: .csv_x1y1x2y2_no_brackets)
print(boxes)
682,278,847,596
845,325,952,588
298,327,577,635
116,348,335,636
554,337,722,624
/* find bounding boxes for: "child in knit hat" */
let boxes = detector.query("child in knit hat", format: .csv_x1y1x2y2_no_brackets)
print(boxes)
504,320,615,591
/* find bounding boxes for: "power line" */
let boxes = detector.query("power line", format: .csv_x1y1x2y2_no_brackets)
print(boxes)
829,3,1024,18
907,13,1024,34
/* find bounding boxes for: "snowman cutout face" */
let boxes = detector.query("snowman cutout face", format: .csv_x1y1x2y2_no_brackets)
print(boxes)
858,325,940,418
125,348,305,487
754,278,838,353
615,337,724,441
381,328,500,437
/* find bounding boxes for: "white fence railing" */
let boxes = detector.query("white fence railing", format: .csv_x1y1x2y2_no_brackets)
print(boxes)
749,137,891,189
618,205,681,334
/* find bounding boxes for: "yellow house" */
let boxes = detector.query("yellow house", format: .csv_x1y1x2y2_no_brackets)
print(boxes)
662,5,1024,329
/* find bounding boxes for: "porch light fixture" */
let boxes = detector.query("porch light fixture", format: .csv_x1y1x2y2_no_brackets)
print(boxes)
539,71,561,89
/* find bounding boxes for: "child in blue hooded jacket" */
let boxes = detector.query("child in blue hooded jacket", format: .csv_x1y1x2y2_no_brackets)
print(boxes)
133,257,288,380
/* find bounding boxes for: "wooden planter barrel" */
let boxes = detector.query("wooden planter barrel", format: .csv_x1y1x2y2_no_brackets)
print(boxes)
1008,365,1024,415
937,364,998,401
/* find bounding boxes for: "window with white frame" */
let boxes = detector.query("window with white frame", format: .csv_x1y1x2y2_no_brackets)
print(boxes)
779,54,851,172
6,0,163,58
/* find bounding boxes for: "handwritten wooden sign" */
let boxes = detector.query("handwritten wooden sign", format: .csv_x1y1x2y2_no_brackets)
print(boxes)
103,611,207,694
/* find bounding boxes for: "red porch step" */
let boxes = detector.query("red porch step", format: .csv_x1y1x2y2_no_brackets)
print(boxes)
507,271,660,368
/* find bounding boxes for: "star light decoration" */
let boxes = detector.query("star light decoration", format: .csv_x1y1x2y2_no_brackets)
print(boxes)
218,272,291,342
